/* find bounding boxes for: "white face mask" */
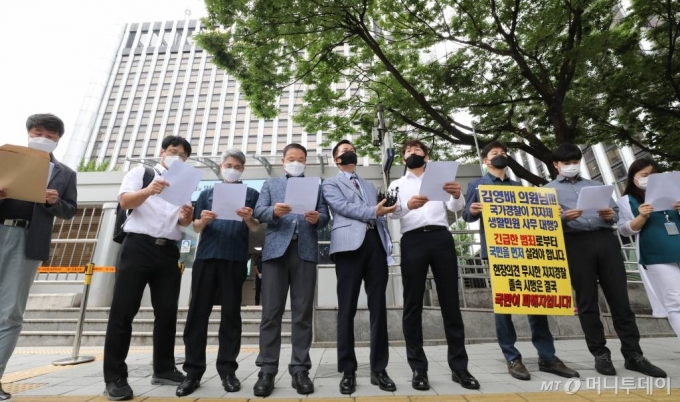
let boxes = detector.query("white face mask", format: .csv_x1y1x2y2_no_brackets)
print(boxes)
221,168,242,182
284,161,305,177
164,155,180,168
27,136,58,153
560,164,580,178
636,176,648,190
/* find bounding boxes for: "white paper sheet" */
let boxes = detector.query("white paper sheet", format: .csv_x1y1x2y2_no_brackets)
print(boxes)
284,177,320,214
646,172,680,211
158,160,204,206
576,185,614,214
212,182,247,221
419,161,460,202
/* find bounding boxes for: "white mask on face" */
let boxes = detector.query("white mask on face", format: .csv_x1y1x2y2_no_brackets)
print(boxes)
636,177,648,190
27,136,58,153
284,161,305,177
164,155,180,168
221,168,242,182
560,164,581,178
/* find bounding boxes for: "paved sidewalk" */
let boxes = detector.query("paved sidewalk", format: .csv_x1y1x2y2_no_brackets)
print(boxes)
2,337,679,401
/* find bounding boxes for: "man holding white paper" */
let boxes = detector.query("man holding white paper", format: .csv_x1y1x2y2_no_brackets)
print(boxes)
0,114,77,402
252,143,329,397
103,135,195,401
545,143,666,378
177,148,259,397
322,140,397,395
388,139,480,391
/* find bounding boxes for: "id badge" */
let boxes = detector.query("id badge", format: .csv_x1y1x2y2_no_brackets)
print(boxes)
664,222,679,236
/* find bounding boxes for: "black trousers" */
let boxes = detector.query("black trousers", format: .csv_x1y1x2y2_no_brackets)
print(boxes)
103,233,181,382
400,228,468,372
564,229,642,359
255,274,262,306
182,258,247,380
334,229,389,373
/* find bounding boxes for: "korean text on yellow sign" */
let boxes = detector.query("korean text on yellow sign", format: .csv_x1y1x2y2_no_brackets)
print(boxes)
479,185,573,315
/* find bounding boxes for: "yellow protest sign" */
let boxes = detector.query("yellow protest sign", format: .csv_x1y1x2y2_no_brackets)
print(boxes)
479,185,573,315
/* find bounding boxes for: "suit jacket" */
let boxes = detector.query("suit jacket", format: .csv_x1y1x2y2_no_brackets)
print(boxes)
0,156,78,261
321,172,392,258
254,175,329,263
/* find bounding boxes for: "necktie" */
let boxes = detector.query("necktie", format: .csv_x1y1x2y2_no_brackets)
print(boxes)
350,174,360,190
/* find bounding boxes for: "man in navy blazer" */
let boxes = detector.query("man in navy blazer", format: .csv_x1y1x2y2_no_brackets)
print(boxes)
321,140,397,394
252,143,329,398
0,114,77,401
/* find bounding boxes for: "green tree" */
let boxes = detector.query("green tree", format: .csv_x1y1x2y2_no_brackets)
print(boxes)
76,158,115,172
197,0,680,184
585,0,680,169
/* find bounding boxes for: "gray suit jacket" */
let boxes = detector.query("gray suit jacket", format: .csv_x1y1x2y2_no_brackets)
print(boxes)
321,172,392,257
0,156,77,261
254,175,329,263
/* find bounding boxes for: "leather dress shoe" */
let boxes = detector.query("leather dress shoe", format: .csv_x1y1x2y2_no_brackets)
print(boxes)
175,377,200,397
412,370,430,391
370,370,396,392
253,372,275,397
291,370,314,395
339,371,356,394
0,382,11,401
625,354,667,378
452,369,480,390
539,356,580,378
222,374,241,392
594,354,616,376
507,359,530,380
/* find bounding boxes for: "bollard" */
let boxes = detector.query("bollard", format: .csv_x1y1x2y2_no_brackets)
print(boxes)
53,263,96,366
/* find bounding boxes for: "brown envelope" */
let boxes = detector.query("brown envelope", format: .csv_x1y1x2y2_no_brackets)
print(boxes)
0,144,51,203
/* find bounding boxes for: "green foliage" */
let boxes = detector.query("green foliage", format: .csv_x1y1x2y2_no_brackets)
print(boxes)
197,0,680,182
584,0,680,170
76,158,116,172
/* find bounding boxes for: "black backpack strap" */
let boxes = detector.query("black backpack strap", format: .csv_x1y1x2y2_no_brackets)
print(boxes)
141,166,155,189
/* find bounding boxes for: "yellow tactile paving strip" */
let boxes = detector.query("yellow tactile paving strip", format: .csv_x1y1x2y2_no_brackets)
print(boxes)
8,391,680,401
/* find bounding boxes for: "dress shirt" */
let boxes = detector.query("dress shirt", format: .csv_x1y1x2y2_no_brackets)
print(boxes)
118,164,183,240
543,175,618,233
194,185,259,261
388,170,465,233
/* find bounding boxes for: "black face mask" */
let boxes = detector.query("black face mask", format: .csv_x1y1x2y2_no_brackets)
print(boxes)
337,151,358,165
490,155,508,169
405,154,426,169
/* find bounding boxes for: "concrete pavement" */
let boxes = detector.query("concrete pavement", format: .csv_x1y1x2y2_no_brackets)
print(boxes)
2,337,679,401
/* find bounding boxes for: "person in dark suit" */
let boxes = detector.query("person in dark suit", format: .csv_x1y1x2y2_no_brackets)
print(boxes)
321,140,397,394
0,114,77,401
252,143,329,397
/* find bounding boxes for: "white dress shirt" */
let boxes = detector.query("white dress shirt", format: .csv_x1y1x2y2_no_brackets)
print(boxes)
388,170,465,233
118,164,182,240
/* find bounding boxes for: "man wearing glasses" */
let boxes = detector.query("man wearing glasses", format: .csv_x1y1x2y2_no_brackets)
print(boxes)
176,148,260,397
103,136,195,401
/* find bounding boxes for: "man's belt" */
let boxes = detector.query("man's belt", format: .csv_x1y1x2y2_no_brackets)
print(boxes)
407,225,448,233
1,219,30,229
127,232,176,246
366,221,377,230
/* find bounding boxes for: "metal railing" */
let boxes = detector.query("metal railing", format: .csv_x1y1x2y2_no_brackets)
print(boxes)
315,219,643,309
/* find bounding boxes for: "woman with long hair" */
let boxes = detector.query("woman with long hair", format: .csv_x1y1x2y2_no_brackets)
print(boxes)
617,158,680,338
